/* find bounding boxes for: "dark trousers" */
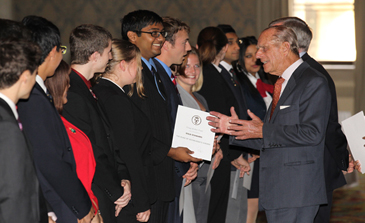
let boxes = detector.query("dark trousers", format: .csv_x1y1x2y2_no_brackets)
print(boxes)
314,190,333,223
265,205,319,223
149,200,169,223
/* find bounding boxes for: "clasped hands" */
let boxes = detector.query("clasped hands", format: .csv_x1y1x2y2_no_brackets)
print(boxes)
207,107,264,140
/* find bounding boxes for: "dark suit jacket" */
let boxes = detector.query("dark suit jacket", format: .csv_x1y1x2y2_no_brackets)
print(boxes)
93,78,155,214
231,62,330,210
63,71,127,223
17,83,91,223
124,61,175,202
153,58,190,183
199,64,245,161
0,98,40,222
302,53,348,191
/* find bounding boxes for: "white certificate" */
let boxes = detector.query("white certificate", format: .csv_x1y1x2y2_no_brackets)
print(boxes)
172,105,215,161
341,111,365,174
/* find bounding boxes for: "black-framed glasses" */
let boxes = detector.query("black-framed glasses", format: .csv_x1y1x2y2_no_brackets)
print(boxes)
60,45,67,54
134,30,167,38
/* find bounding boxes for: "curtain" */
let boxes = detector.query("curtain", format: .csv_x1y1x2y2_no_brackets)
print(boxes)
354,0,365,113
256,0,289,36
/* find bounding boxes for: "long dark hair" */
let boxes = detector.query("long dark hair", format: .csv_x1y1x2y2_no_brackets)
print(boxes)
44,60,70,114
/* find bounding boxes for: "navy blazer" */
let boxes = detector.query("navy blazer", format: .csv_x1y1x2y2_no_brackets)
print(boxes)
0,98,40,222
63,71,127,223
124,60,175,202
18,83,91,223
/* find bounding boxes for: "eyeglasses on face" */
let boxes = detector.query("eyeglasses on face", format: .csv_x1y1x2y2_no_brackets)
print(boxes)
134,30,167,38
60,45,67,54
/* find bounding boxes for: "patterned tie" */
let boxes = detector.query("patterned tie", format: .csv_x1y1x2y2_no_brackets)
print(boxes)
229,68,240,86
270,77,285,120
151,67,166,100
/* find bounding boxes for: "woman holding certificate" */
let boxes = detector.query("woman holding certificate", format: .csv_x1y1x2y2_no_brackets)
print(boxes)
93,39,153,223
175,47,223,223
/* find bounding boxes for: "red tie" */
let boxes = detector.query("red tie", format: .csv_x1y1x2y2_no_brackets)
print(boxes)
172,75,177,86
270,77,285,120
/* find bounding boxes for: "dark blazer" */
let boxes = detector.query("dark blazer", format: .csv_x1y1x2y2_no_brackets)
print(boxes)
302,53,348,191
17,83,91,223
63,71,127,223
93,78,155,216
153,59,190,179
231,62,330,210
124,61,175,202
0,98,40,222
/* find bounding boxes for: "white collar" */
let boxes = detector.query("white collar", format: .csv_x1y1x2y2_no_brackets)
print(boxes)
219,60,233,72
212,63,222,73
0,92,18,119
36,75,47,93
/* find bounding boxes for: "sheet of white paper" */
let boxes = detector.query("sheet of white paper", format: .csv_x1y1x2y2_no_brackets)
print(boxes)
172,105,215,161
341,111,365,174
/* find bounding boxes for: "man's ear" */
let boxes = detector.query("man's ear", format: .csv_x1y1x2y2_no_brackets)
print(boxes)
162,40,172,51
89,51,100,63
281,42,290,55
46,46,58,62
195,44,199,49
127,31,137,44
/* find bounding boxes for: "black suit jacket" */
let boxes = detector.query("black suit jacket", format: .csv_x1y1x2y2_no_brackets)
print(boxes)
0,98,40,222
124,61,175,202
18,83,91,223
63,71,127,223
153,59,190,182
93,78,155,213
302,53,348,191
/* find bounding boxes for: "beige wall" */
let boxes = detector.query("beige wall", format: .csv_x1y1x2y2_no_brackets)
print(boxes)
9,0,257,48
1,0,355,114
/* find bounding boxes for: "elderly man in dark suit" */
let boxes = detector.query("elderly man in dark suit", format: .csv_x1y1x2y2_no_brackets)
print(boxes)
208,26,331,222
269,17,353,223
0,38,41,223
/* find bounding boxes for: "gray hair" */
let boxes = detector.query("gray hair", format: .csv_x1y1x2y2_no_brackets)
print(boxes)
263,25,299,56
269,17,312,52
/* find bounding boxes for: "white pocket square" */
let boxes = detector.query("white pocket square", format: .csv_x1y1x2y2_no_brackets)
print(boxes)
280,105,291,110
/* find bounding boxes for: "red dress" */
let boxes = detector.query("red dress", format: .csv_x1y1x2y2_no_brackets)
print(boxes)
61,116,98,211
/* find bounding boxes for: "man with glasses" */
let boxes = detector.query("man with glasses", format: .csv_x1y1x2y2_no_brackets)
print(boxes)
121,10,200,223
17,16,94,223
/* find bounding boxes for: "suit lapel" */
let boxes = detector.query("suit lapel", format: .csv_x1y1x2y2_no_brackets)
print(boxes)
269,63,308,122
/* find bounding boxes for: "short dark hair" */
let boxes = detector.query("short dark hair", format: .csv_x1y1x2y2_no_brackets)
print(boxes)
217,24,236,34
121,10,163,40
0,38,41,89
163,17,190,45
197,26,228,65
70,24,112,65
21,15,61,63
44,60,70,114
0,19,32,41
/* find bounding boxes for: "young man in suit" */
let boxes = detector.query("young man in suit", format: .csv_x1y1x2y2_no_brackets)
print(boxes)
269,16,352,223
121,10,200,222
209,26,331,222
17,16,94,223
154,16,199,223
0,38,41,223
216,24,251,223
63,24,131,223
